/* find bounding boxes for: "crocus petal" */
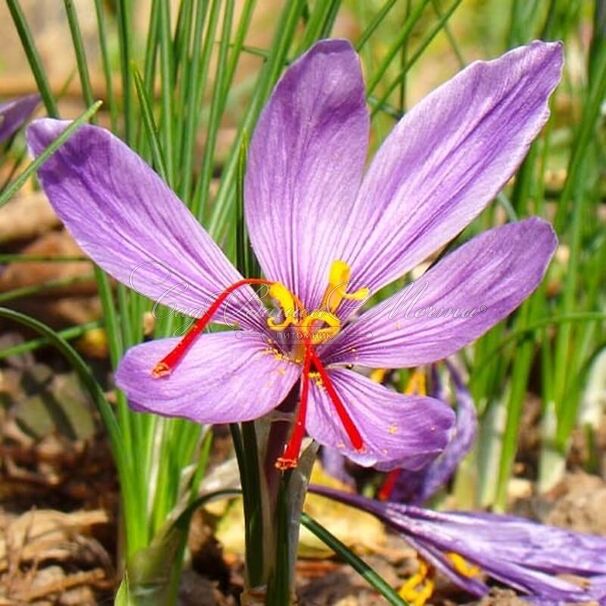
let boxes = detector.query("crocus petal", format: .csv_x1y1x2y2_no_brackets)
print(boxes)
309,487,606,604
401,533,488,597
0,94,39,143
386,362,478,503
245,39,369,310
115,331,300,423
306,368,454,469
340,41,562,305
323,218,557,367
27,119,266,332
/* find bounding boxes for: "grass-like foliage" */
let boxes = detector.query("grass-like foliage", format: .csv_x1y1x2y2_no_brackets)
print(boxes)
1,1,605,604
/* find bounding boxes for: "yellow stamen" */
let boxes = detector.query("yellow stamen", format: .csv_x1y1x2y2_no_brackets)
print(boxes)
265,260,368,355
447,552,481,578
399,559,435,606
404,368,426,396
370,368,387,383
267,282,300,330
300,310,341,345
321,260,369,313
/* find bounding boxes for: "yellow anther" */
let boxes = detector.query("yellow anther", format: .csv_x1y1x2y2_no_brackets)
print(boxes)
404,369,426,396
300,310,340,345
265,262,361,350
370,368,387,383
321,259,369,313
342,286,370,300
267,282,299,331
399,559,435,606
447,552,481,578
329,259,351,286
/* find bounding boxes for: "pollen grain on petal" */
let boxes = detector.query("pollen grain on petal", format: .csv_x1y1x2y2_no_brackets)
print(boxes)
308,371,323,387
262,343,289,362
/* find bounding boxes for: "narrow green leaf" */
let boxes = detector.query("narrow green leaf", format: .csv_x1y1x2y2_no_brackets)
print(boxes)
0,273,95,304
64,0,96,109
133,66,169,180
355,0,399,50
0,320,102,360
196,0,236,219
470,312,606,383
94,0,118,130
6,0,59,116
300,512,408,606
116,0,135,143
370,0,463,118
158,0,176,185
365,0,431,96
0,254,89,263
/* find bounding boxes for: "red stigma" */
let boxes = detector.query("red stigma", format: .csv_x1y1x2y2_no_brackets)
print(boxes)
151,278,272,377
309,349,364,452
377,469,400,501
276,339,312,470
275,342,365,470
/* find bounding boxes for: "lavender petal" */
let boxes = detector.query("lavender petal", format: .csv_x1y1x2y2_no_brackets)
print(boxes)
306,368,454,468
27,119,267,332
339,41,563,313
323,219,557,368
116,331,300,423
245,39,369,311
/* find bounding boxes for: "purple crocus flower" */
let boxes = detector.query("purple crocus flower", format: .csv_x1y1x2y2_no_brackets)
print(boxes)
0,94,39,144
27,39,561,470
310,485,606,604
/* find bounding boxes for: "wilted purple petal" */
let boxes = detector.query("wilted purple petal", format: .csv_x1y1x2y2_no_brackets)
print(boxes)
245,39,369,311
390,506,606,603
402,532,488,597
0,94,39,143
385,363,477,503
306,368,455,469
116,331,300,423
310,487,606,603
338,41,562,310
27,119,266,332
323,219,556,368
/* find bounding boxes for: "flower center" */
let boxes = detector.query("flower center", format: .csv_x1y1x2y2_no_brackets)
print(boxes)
149,260,368,470
266,259,368,358
271,260,368,469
